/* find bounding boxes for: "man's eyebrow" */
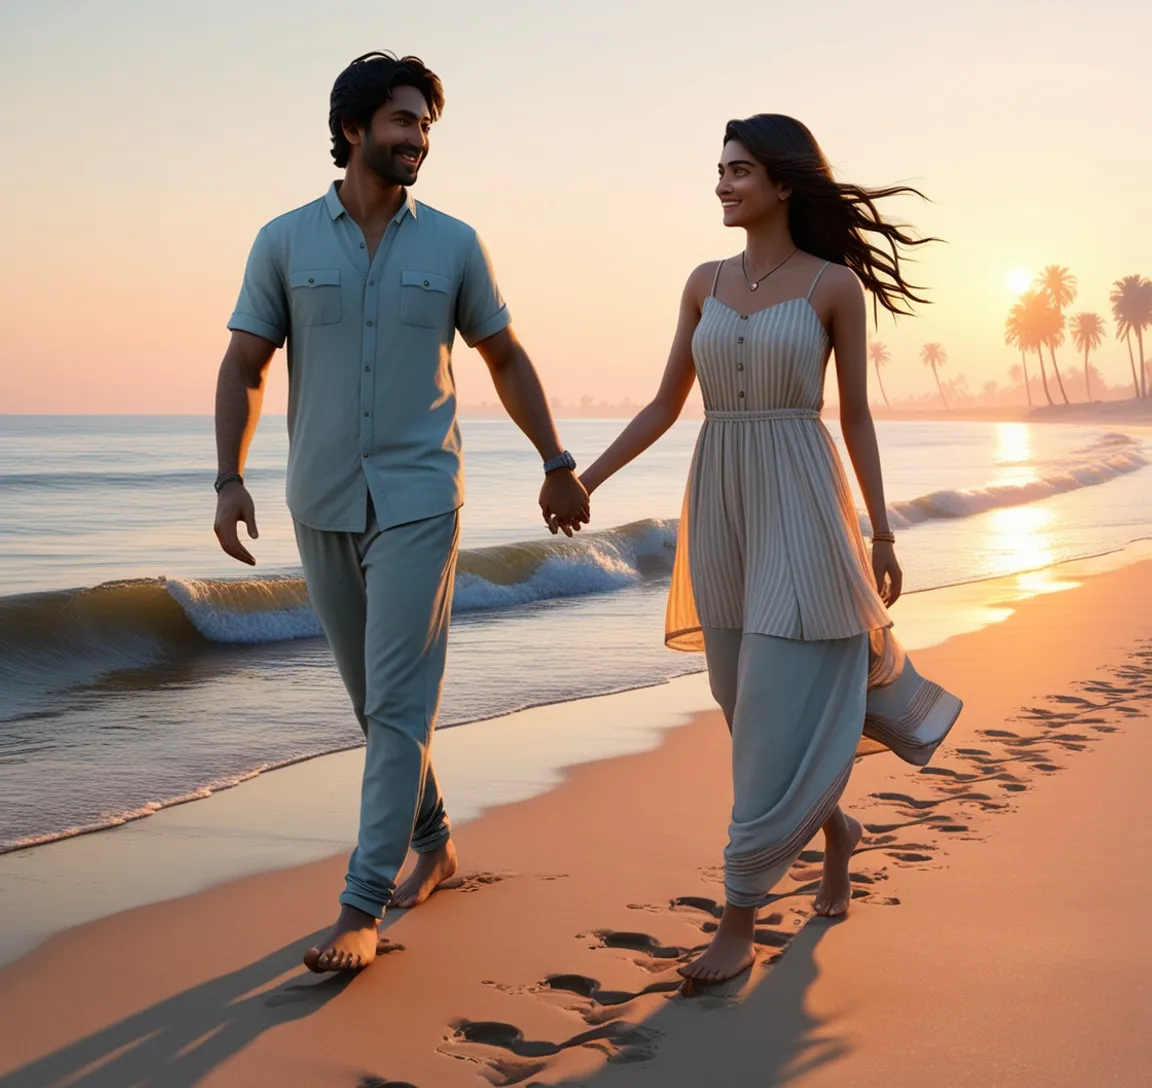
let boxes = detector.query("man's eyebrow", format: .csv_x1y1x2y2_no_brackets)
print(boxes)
391,108,431,123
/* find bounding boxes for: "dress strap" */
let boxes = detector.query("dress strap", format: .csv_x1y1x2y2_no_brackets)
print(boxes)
709,259,725,298
806,260,832,301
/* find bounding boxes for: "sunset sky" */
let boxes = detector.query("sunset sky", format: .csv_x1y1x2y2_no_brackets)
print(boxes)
1,0,1149,414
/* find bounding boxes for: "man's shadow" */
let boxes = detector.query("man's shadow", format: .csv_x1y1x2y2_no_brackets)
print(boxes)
0,923,392,1088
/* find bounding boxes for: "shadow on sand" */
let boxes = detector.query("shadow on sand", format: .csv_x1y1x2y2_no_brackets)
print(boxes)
0,926,375,1088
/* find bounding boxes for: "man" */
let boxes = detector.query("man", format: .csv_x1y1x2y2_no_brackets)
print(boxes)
213,51,589,973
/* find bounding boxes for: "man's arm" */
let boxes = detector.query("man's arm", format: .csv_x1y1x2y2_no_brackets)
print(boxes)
474,326,589,535
213,330,278,565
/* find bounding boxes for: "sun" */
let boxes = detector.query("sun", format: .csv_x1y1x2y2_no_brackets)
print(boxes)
1007,268,1033,295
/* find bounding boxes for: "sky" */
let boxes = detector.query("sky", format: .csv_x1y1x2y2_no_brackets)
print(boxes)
1,0,1149,414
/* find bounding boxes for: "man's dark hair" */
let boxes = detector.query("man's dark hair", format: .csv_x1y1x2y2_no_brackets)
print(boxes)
328,51,445,168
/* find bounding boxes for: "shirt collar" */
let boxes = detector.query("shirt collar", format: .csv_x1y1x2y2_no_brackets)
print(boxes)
325,181,419,222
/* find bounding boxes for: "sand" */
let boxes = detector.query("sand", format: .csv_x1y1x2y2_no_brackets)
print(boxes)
1,558,1150,1087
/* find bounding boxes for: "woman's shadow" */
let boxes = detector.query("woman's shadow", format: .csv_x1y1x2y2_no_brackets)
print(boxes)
0,925,379,1088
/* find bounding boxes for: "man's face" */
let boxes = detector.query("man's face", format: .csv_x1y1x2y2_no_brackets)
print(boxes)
354,84,432,186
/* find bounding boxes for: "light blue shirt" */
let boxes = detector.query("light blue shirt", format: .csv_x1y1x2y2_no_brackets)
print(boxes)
228,182,511,532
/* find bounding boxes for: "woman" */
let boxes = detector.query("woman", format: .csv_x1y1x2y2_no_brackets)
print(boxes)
576,115,962,985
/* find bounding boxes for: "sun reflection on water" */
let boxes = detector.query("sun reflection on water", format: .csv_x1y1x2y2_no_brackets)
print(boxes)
992,422,1039,487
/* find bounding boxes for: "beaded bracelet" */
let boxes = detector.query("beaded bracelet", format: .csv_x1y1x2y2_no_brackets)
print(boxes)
871,531,896,545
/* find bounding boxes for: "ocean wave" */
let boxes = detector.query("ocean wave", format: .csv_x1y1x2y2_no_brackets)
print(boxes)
0,520,679,707
879,447,1147,530
0,437,1146,702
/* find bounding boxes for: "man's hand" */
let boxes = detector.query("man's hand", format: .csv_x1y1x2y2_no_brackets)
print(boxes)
539,471,590,538
214,483,260,565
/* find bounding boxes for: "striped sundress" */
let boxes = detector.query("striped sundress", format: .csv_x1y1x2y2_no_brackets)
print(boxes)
665,259,962,907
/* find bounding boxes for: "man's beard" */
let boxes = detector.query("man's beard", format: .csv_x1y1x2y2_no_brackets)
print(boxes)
362,135,423,187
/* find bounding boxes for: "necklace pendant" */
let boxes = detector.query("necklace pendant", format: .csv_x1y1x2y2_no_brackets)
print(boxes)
749,282,758,291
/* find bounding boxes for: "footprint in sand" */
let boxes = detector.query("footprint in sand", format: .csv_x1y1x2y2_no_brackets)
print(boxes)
438,1018,659,1085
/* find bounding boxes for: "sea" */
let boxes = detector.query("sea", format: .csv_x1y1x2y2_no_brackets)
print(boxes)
1,414,1150,855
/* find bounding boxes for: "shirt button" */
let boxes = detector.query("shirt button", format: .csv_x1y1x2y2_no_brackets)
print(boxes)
423,280,430,287
364,411,370,417
366,320,373,327
737,336,744,344
308,277,315,284
739,391,745,398
360,242,366,249
365,365,370,372
369,279,375,286
740,314,748,320
737,363,744,371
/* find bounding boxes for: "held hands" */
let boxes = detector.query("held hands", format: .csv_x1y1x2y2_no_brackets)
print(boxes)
871,540,903,607
214,483,260,566
539,470,591,538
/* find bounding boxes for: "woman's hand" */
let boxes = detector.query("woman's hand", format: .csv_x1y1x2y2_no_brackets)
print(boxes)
871,540,903,607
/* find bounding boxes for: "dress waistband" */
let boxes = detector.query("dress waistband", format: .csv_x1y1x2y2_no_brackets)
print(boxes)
704,408,821,422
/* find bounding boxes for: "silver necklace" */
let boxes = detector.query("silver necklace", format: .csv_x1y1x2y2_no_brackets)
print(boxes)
742,248,797,291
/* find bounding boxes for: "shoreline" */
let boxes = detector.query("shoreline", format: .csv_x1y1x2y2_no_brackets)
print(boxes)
1,544,1150,1084
2,536,1151,970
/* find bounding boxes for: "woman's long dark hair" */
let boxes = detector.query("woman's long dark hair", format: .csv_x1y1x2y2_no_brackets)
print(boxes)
724,114,937,317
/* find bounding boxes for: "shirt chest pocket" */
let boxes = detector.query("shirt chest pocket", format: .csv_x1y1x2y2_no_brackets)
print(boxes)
400,270,451,329
289,269,342,326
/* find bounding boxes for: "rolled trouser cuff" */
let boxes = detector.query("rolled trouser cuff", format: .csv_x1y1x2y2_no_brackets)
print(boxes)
338,888,385,919
411,815,451,854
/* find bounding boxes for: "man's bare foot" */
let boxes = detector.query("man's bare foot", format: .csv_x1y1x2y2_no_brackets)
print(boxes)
678,904,756,985
391,839,458,910
813,807,863,917
303,904,380,973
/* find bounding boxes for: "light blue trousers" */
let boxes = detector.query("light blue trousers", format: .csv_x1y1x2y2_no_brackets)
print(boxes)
294,504,458,918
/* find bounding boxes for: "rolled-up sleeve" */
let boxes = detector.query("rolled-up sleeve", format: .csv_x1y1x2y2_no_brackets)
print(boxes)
228,227,288,347
456,231,511,348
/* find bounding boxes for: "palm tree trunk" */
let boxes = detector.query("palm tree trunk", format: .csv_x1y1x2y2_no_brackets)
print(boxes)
1083,345,1092,402
874,364,890,406
1035,348,1053,404
1125,332,1140,398
1138,327,1148,398
1047,343,1071,404
932,364,950,409
1019,349,1032,406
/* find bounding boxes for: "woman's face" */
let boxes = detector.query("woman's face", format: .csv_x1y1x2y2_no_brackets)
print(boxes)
716,140,790,229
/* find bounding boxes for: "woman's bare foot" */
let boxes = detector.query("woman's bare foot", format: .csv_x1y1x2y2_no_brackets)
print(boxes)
678,904,756,985
303,904,380,973
813,807,863,917
391,839,458,909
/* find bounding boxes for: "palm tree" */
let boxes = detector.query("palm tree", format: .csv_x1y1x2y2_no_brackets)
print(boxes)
1004,308,1033,406
1111,274,1152,398
1036,265,1075,404
1015,290,1056,405
867,342,892,406
1069,313,1105,401
920,342,949,408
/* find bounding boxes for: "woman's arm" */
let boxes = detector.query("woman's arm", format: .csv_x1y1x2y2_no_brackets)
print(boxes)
580,264,712,495
827,269,903,605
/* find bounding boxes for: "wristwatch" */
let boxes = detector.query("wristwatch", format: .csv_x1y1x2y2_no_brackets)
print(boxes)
543,450,576,475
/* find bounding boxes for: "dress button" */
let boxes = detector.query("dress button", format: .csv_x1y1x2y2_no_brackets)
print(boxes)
740,314,748,320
